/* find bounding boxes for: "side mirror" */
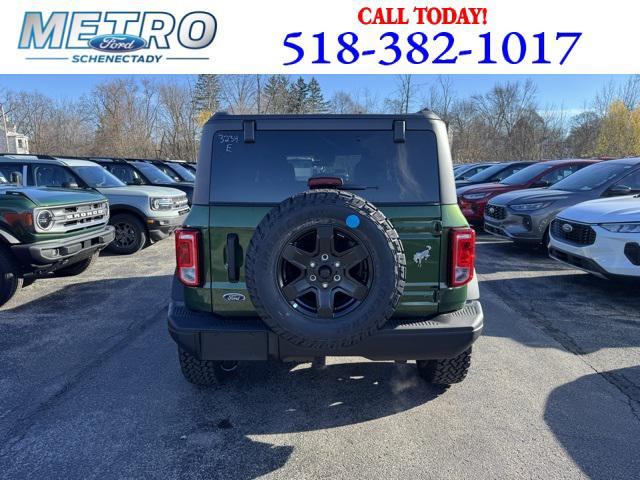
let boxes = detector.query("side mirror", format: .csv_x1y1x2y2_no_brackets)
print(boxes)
62,181,79,189
606,185,632,196
532,180,551,188
9,172,23,185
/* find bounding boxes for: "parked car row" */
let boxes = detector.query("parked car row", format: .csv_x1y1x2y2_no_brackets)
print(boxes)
0,154,196,306
459,158,640,280
458,159,599,224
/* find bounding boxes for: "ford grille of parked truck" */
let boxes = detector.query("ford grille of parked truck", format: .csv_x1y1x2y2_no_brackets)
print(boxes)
0,155,190,254
0,171,114,306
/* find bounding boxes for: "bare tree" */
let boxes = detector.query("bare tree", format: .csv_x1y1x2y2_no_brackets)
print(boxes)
219,75,258,114
426,76,456,122
617,75,640,110
384,75,418,114
593,80,618,117
157,80,198,160
329,91,365,114
566,111,601,157
88,78,159,157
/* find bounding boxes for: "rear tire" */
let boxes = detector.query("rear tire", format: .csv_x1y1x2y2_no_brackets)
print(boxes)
178,348,236,386
0,248,22,307
108,214,147,255
416,348,472,385
54,252,98,277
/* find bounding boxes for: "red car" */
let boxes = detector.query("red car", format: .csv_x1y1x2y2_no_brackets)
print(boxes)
456,159,600,224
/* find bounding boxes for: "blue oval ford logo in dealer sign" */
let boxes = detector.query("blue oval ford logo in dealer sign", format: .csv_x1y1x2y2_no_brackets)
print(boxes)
89,34,146,52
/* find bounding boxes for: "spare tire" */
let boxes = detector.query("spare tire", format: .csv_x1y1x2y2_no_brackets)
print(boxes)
245,190,406,349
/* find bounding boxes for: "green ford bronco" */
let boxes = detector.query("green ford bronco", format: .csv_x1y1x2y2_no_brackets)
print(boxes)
0,171,114,306
168,112,483,387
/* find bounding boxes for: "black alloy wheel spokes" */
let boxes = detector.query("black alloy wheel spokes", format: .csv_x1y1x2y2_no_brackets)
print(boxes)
278,224,373,319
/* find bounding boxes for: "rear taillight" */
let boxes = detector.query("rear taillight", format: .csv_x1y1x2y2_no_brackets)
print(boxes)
175,228,201,287
449,228,476,287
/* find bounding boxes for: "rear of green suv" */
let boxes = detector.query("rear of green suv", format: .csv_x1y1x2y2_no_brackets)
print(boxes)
168,112,483,388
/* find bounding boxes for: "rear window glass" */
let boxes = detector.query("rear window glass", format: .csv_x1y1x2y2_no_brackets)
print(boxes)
211,130,439,203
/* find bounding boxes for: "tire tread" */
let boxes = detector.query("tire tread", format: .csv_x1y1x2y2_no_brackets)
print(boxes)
417,348,472,385
245,189,406,350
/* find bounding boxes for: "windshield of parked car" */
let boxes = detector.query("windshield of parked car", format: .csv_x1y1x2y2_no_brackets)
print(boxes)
455,164,488,180
0,173,8,183
465,163,509,182
132,162,176,185
71,165,125,188
552,162,634,192
500,163,552,186
167,163,195,182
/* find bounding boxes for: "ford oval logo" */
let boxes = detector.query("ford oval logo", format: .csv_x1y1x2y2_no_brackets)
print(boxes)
562,223,574,233
223,293,246,302
89,34,146,52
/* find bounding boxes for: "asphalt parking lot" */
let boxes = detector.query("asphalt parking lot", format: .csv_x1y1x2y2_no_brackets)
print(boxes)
1,234,639,480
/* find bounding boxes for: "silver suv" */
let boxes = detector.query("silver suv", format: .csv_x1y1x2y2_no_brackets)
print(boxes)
0,155,190,254
484,158,640,245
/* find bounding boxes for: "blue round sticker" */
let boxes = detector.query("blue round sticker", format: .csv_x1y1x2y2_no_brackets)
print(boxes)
346,214,360,229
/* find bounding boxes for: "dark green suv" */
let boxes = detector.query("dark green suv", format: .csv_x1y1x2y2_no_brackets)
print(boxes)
0,172,114,306
168,112,483,388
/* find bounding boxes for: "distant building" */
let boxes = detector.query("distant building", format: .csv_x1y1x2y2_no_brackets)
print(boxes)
0,124,29,154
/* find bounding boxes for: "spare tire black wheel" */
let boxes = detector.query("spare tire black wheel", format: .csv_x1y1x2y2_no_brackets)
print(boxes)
246,190,406,350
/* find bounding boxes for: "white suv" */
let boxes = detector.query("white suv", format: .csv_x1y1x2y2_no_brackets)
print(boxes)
549,195,640,279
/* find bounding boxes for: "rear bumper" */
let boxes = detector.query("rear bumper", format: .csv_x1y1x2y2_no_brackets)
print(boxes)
11,226,115,266
168,282,484,362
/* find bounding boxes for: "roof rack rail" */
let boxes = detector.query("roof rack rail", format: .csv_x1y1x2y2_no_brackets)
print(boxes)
0,153,57,160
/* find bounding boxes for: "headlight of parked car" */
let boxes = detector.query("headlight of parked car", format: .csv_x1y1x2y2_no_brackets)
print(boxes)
510,202,552,211
600,223,640,233
150,197,174,211
34,209,54,231
463,192,490,200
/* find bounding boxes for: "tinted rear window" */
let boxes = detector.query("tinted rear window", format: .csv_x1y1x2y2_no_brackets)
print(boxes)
211,130,439,203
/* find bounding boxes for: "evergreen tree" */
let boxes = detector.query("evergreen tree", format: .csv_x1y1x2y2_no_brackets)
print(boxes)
307,77,329,113
289,77,310,114
193,74,221,124
262,75,291,114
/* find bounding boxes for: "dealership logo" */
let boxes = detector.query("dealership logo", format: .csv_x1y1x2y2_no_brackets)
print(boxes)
89,34,146,52
18,11,216,64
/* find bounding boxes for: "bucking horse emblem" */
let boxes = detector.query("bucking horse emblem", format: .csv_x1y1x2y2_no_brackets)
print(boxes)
413,245,432,268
